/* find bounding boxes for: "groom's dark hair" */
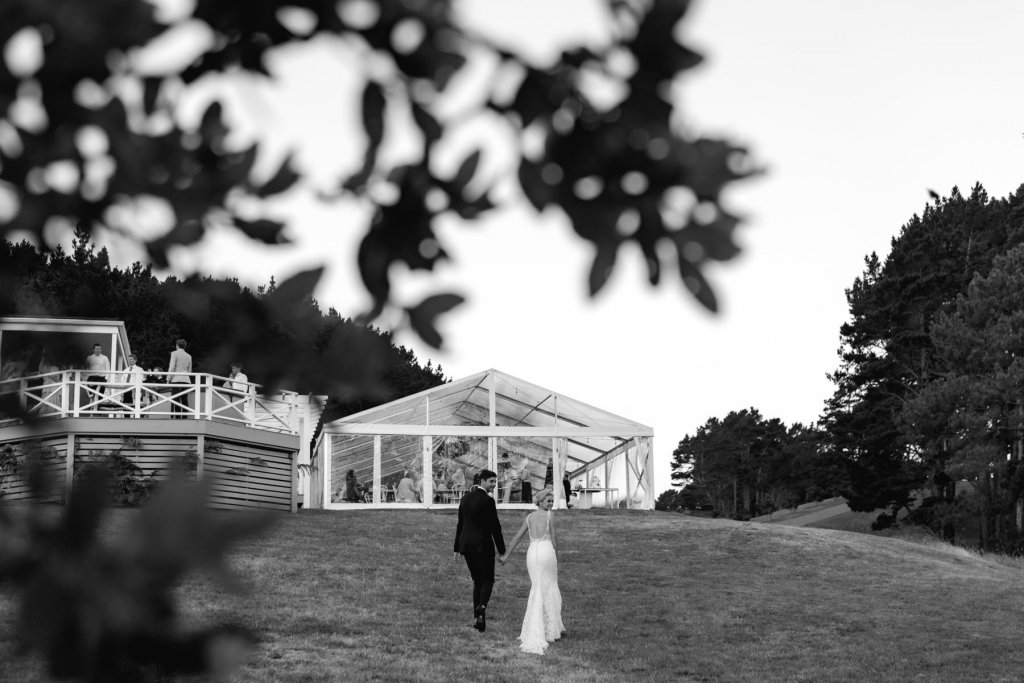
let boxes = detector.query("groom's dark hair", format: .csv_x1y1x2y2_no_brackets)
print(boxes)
479,469,497,480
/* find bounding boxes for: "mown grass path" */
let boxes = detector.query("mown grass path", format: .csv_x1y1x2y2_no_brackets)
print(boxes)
3,508,1023,681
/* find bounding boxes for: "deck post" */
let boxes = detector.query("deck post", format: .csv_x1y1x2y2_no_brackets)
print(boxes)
291,450,298,513
192,375,201,420
204,375,213,420
65,433,75,499
60,371,69,416
72,371,81,417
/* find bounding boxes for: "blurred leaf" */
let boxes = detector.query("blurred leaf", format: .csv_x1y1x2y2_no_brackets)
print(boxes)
449,192,495,220
253,155,300,198
588,242,618,296
518,159,553,211
561,47,598,68
687,138,755,201
356,165,448,325
411,103,442,145
57,466,109,552
142,77,162,114
406,293,465,348
636,203,664,285
128,478,274,581
199,102,229,150
1,471,271,679
678,260,717,312
511,68,555,127
343,81,386,192
678,211,741,261
266,267,323,314
145,219,205,266
362,80,386,146
234,217,288,244
451,149,481,191
356,240,390,322
630,0,702,79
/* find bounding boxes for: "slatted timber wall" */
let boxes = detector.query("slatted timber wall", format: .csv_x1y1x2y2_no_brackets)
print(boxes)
0,435,68,501
203,440,293,511
2,433,294,512
76,434,198,483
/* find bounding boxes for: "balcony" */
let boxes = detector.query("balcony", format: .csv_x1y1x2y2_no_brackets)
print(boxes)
1,371,308,512
1,370,300,434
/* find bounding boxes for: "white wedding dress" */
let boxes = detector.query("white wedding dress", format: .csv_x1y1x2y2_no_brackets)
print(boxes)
518,511,565,655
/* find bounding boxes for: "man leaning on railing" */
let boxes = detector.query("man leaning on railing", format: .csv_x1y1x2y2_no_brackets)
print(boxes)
120,354,146,415
223,362,254,421
224,363,249,392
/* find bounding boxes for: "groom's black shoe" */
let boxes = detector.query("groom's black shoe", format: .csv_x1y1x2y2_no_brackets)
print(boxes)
473,606,486,632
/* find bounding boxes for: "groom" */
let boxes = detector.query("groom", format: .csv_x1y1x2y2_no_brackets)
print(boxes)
453,468,505,632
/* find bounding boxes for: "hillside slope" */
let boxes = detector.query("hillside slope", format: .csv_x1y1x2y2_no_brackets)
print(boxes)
1,507,1021,682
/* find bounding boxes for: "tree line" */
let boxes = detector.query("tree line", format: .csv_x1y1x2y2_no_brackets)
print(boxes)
660,409,844,518
825,183,1024,551
666,183,1024,552
0,226,447,420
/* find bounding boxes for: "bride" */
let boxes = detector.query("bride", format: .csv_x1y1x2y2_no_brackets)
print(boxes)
499,488,565,654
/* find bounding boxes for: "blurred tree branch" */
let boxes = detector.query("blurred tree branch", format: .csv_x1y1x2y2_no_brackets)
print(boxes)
0,0,759,350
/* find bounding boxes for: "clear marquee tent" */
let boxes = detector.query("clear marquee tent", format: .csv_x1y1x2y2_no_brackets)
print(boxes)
309,369,654,510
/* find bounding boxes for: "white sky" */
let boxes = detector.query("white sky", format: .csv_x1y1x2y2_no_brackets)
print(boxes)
106,0,1024,493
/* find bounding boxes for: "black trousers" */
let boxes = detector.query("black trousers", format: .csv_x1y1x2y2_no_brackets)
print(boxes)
463,552,495,611
86,375,106,398
170,381,190,417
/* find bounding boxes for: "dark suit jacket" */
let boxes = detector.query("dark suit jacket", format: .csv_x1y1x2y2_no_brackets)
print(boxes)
454,487,505,556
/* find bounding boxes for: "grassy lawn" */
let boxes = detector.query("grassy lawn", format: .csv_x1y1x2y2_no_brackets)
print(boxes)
2,507,1024,682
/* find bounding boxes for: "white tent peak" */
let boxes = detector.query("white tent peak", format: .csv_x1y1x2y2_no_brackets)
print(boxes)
332,367,653,434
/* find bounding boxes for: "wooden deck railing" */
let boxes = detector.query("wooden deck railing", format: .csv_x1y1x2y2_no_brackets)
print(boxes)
0,370,299,434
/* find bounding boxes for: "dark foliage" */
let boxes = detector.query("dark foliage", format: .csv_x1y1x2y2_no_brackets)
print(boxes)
823,183,1024,543
0,0,757,356
72,446,161,507
671,410,844,519
654,486,712,513
0,459,271,681
0,233,447,404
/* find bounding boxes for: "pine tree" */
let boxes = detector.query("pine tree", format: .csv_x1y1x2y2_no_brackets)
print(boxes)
824,184,1024,526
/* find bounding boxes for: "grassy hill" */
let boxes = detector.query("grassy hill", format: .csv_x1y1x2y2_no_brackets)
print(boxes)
751,497,882,534
2,508,1022,682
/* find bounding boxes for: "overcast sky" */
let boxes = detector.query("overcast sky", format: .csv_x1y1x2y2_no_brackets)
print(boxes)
121,0,1024,492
